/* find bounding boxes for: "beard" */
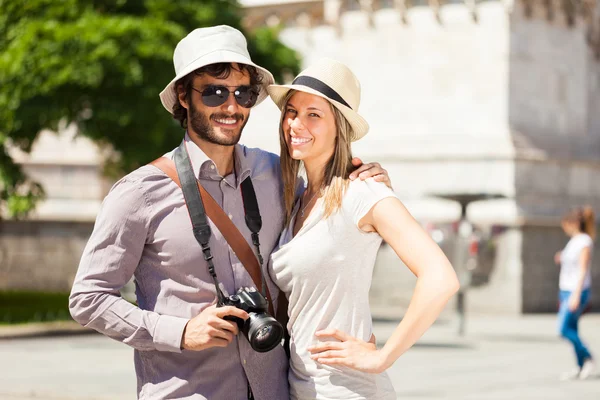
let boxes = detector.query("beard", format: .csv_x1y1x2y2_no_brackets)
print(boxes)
187,98,248,146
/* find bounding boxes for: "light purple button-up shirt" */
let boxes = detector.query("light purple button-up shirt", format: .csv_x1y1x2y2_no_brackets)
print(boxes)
69,134,289,399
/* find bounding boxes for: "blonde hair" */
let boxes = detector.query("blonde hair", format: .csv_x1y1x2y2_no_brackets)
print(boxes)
279,90,355,226
563,206,596,240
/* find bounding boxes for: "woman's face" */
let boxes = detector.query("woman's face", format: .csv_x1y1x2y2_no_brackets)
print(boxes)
562,220,578,236
282,91,337,164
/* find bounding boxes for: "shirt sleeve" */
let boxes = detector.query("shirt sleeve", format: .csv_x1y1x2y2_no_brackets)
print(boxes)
344,178,398,228
578,235,594,252
69,177,189,353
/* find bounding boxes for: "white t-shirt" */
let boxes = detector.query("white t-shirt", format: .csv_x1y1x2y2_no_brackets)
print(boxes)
269,178,397,400
559,233,594,291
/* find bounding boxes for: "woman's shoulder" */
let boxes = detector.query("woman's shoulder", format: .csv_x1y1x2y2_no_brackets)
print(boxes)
345,177,397,202
575,233,594,247
341,178,398,227
567,233,594,251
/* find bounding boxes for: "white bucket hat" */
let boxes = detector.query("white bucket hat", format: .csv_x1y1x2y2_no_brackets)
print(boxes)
267,58,369,141
159,25,275,114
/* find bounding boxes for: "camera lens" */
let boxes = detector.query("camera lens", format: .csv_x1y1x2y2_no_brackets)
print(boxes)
255,325,273,342
246,313,284,353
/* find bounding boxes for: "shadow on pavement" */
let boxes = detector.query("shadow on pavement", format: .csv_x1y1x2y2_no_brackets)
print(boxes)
476,333,560,343
412,342,475,350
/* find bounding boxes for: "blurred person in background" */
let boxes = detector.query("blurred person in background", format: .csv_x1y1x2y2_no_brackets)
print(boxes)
267,59,460,399
554,206,596,380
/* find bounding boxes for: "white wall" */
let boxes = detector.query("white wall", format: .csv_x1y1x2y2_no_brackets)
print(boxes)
242,1,516,222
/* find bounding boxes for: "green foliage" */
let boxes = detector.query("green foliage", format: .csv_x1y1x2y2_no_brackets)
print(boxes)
0,140,45,219
0,0,301,218
0,290,71,324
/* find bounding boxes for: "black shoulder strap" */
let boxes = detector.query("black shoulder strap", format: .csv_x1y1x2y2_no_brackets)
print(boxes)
174,142,212,246
241,179,262,234
240,178,267,298
173,141,225,304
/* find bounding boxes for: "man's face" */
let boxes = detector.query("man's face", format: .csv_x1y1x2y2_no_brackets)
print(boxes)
181,67,252,146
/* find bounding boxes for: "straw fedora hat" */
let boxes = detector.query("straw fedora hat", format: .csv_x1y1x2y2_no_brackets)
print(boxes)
159,25,275,114
267,58,369,141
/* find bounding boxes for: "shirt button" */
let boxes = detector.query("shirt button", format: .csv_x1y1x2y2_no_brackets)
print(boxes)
210,165,215,170
243,359,247,365
229,214,233,219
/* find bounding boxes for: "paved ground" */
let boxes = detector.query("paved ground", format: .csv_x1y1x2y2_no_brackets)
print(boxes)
0,314,598,400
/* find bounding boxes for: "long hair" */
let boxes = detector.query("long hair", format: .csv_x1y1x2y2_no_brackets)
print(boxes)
562,206,596,240
279,90,355,226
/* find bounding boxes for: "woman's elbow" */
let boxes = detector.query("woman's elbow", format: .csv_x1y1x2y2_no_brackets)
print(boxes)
448,271,460,296
420,268,459,297
436,266,460,298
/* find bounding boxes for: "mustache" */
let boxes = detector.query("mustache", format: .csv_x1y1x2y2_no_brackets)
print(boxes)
210,113,244,122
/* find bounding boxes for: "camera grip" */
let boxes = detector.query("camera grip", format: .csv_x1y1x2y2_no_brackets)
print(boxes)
223,314,244,330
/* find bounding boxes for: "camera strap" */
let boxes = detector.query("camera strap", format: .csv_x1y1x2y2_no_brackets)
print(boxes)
240,178,268,300
149,142,274,316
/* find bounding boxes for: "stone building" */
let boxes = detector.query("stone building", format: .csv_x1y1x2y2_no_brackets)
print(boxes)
237,0,600,315
0,125,110,292
1,0,599,315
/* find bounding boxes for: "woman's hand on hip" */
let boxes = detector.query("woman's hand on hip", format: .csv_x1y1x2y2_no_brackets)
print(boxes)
308,328,388,374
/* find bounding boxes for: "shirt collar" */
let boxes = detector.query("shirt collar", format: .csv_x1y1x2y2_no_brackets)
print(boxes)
184,133,252,187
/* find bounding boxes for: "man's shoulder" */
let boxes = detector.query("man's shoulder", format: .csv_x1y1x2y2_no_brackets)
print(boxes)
117,161,171,186
107,155,175,200
238,145,281,180
239,144,280,165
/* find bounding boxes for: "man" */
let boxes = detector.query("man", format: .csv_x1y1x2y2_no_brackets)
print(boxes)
69,25,389,399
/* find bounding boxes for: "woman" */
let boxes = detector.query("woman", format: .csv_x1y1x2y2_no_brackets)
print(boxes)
267,59,460,399
554,206,596,380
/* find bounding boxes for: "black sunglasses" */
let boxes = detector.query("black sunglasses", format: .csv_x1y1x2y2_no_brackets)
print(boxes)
192,85,259,108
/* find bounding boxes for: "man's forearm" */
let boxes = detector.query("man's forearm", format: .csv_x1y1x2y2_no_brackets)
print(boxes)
69,288,188,352
67,176,189,352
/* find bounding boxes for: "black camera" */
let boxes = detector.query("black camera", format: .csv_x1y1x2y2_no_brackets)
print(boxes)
220,287,284,353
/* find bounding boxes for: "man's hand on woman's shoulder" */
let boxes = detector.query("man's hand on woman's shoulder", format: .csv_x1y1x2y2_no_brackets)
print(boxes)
349,158,393,189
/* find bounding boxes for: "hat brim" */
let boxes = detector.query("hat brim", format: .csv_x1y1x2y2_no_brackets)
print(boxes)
267,84,369,142
159,49,275,114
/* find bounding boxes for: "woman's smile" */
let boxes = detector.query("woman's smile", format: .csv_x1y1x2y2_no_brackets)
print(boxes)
290,136,313,146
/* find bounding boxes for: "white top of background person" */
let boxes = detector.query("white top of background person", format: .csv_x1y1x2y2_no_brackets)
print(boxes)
555,207,595,294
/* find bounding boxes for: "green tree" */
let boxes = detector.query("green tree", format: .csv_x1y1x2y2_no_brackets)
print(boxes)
0,0,300,218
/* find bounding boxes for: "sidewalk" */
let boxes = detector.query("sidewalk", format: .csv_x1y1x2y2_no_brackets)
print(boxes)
379,313,600,400
0,313,598,399
0,320,89,340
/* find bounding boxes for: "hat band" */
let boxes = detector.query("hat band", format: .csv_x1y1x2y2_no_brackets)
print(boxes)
291,76,352,110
